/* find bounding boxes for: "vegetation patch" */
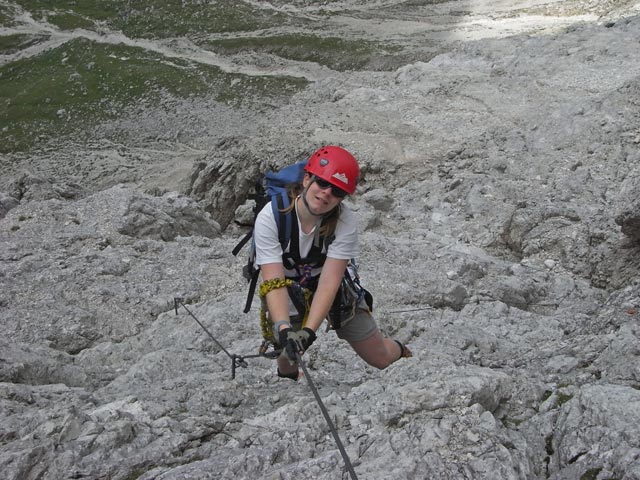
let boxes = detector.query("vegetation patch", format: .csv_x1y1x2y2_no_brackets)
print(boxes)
208,34,403,71
580,467,604,480
388,0,452,5
13,0,292,37
0,37,307,153
47,12,98,31
14,0,122,23
113,0,291,37
0,33,50,55
557,391,573,406
0,3,20,27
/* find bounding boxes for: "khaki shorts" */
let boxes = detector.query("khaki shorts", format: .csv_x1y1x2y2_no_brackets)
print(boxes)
333,307,378,343
289,304,378,344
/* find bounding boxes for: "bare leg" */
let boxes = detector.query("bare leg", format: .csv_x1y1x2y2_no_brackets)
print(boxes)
277,355,299,380
348,330,403,370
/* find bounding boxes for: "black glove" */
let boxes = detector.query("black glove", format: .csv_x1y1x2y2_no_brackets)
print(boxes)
295,327,317,352
278,328,317,362
278,327,293,350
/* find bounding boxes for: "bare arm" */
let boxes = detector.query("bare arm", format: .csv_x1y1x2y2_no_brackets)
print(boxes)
305,257,348,332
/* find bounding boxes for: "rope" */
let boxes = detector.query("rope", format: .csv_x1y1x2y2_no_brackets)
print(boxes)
258,278,292,297
174,297,357,478
296,353,358,480
174,298,276,378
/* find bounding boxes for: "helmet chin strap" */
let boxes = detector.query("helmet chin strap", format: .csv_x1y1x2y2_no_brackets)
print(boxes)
300,184,325,217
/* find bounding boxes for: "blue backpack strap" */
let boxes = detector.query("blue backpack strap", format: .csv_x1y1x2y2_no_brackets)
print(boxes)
272,190,291,252
239,160,307,313
265,160,306,252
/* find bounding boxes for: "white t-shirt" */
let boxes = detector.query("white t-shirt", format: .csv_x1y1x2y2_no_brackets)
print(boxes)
254,200,359,276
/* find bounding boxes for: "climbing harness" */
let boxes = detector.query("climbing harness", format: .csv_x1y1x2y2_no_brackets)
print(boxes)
173,297,278,379
295,352,359,480
327,261,373,330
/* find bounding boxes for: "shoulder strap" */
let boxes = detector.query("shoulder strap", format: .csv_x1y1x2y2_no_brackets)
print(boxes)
243,267,260,313
282,206,329,272
233,177,271,257
232,230,252,256
272,191,291,252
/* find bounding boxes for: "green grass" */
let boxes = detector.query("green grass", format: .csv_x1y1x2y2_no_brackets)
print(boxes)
14,0,119,22
208,34,403,71
0,3,20,27
112,0,291,37
0,37,307,153
47,12,98,31
580,468,604,480
13,0,292,36
557,391,573,406
385,0,452,5
0,33,49,55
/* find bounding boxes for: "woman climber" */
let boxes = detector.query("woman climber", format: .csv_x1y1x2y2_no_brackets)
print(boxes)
254,145,412,380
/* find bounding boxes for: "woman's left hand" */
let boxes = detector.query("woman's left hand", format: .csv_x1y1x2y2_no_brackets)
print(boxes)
280,328,317,361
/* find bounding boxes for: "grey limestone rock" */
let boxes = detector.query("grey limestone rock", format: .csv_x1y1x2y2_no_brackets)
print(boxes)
2,3,640,480
615,165,640,242
0,192,19,219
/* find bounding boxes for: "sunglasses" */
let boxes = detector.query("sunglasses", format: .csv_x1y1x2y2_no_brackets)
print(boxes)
313,176,348,198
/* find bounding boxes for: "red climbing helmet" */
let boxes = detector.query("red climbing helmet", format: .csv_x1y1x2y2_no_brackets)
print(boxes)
305,145,360,195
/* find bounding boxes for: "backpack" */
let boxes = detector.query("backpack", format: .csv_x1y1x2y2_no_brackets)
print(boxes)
232,160,331,313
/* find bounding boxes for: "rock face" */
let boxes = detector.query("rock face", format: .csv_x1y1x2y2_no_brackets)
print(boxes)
2,2,640,480
0,185,221,354
615,165,640,242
